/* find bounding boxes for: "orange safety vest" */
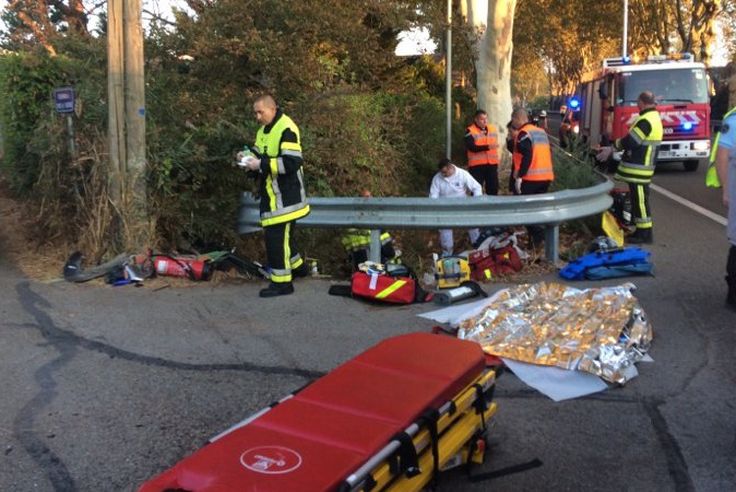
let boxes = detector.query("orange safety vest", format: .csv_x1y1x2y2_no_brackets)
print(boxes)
513,123,554,181
466,123,500,167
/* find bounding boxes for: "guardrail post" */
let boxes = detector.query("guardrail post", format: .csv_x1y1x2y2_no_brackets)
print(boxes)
544,224,559,263
369,229,381,263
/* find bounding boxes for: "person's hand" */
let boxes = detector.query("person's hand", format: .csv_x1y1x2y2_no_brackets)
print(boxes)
595,146,613,162
244,156,261,171
514,178,522,195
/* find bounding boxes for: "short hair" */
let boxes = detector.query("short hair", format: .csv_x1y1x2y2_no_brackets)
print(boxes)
638,91,655,105
437,157,453,170
254,94,277,108
474,109,487,118
511,107,528,120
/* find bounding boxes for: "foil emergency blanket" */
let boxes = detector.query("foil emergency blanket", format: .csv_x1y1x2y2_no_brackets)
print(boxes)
457,282,652,384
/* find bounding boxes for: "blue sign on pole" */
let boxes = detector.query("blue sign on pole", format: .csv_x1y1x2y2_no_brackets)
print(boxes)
53,87,75,114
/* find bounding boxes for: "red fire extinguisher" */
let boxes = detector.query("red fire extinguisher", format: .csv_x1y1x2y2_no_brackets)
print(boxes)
153,255,213,281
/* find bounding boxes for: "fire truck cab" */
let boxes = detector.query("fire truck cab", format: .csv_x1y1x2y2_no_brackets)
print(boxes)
577,53,711,172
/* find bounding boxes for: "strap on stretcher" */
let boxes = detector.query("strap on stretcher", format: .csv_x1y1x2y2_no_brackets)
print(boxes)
340,368,497,492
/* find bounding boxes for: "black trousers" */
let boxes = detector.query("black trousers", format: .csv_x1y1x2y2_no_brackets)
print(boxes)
469,165,499,195
264,221,303,284
519,180,551,244
629,182,653,231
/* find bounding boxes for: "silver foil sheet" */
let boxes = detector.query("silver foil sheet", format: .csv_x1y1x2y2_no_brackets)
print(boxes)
457,282,652,384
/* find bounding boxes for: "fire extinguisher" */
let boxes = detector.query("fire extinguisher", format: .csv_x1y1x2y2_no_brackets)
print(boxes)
152,255,213,281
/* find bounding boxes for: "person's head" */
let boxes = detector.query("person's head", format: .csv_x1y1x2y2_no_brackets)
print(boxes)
438,157,456,177
473,110,488,129
253,94,278,126
510,107,529,130
360,190,372,198
539,110,547,119
637,91,656,111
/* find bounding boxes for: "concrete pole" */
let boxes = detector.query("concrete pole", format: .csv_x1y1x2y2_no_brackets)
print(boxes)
446,0,452,159
622,0,628,58
107,0,125,203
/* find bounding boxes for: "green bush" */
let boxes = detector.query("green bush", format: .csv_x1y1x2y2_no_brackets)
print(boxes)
550,136,599,191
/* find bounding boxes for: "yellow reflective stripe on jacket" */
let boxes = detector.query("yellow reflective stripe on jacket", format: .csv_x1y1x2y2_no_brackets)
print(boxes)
261,204,310,227
374,279,407,299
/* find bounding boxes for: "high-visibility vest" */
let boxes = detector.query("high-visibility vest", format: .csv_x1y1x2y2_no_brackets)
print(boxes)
706,106,736,188
512,123,554,181
254,113,310,227
466,123,500,167
614,109,663,185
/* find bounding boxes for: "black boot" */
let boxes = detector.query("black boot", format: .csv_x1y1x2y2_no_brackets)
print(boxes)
627,229,652,244
259,282,294,298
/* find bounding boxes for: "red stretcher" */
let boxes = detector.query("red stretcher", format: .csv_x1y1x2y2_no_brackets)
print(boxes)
139,333,497,492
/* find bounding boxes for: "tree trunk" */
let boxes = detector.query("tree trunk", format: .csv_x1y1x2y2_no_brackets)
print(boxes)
461,0,517,142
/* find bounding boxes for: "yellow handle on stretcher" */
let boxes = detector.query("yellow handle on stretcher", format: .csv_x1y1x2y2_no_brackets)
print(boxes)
365,369,498,492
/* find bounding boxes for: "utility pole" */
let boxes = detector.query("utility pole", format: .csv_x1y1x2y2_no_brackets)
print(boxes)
445,0,452,159
107,0,125,204
108,0,148,249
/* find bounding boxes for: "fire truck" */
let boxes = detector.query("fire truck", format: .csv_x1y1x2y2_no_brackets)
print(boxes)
575,53,711,172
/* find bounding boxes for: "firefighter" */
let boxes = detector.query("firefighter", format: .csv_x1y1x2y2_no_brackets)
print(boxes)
508,107,554,245
612,91,663,245
712,105,736,310
239,94,310,297
341,190,398,270
464,109,501,195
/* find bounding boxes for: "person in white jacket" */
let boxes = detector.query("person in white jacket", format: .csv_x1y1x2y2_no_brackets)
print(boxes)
429,158,483,256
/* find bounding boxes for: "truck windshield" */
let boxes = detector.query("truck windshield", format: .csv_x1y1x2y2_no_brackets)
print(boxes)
617,68,708,105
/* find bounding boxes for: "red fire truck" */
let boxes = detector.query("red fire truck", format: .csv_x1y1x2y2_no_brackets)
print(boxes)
576,53,711,171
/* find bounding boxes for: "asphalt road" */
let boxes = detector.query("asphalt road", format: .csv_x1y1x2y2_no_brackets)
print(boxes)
1,165,734,491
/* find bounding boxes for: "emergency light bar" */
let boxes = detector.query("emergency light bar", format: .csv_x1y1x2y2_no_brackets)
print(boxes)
603,52,694,68
602,56,631,67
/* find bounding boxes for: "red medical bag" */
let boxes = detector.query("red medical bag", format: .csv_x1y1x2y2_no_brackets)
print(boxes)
351,271,417,304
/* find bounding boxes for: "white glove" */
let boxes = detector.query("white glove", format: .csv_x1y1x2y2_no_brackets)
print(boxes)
595,146,613,162
514,178,522,195
239,156,261,171
612,151,623,162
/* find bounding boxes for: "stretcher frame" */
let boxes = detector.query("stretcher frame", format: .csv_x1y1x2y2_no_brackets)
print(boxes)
139,334,498,492
346,369,497,491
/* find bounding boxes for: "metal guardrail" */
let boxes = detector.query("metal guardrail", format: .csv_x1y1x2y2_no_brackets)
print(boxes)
238,173,613,263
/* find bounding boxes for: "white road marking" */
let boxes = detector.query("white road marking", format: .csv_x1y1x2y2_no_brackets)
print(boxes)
650,183,728,226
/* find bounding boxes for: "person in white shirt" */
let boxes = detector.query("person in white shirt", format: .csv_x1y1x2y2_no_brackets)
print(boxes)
429,158,483,256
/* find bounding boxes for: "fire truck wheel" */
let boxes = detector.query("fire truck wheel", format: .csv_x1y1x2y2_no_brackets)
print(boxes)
683,160,699,172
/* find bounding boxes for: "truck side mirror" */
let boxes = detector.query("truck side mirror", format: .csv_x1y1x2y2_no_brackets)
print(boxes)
598,85,608,99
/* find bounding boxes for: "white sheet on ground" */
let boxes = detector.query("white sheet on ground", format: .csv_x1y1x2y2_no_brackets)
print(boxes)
417,292,503,326
501,358,609,401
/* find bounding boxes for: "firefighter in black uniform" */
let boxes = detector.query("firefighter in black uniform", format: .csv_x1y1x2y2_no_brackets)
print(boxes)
613,91,663,244
240,95,310,297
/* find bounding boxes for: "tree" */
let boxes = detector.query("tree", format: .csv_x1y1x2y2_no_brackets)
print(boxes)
2,0,92,55
628,0,724,66
460,0,517,139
